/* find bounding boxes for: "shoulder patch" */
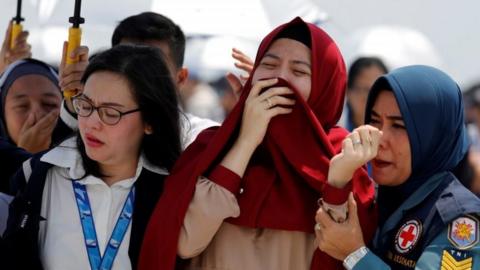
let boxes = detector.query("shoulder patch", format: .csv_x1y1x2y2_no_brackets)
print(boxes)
441,249,472,270
395,219,423,254
448,215,479,250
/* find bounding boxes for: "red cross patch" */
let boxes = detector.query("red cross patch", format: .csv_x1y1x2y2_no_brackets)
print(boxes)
395,219,423,254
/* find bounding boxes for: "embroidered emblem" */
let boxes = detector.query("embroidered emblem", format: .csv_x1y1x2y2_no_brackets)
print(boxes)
448,215,479,250
441,250,472,270
395,219,422,254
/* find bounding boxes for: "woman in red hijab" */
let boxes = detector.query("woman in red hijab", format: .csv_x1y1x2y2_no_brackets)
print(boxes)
139,17,377,270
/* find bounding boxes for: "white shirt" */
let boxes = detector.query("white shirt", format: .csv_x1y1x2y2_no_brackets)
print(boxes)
180,113,219,148
36,137,168,270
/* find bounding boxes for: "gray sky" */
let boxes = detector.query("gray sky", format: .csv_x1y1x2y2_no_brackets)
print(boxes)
2,0,479,87
314,0,480,88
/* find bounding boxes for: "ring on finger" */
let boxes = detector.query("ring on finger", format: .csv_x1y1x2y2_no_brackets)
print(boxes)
352,139,362,145
315,223,321,231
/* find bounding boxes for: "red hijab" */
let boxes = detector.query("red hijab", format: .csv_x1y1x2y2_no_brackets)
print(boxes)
138,17,376,270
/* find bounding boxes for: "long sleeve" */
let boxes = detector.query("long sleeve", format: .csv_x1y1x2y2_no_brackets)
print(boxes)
177,166,241,258
321,182,353,222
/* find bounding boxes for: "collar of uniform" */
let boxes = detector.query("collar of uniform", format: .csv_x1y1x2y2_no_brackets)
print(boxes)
40,136,169,182
378,171,448,236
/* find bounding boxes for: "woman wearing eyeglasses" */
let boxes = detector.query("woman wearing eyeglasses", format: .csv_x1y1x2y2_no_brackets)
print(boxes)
2,45,182,270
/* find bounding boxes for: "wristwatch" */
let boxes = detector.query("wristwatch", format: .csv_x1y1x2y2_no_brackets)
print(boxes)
343,246,369,270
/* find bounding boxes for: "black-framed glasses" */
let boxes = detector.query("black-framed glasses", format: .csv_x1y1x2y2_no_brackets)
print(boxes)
72,97,141,125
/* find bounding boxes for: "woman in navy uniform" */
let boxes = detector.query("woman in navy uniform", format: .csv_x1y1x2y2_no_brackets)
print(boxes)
315,65,480,269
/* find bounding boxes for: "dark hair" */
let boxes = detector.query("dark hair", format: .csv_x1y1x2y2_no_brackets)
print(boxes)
111,12,185,69
275,23,311,49
347,57,388,89
77,45,182,178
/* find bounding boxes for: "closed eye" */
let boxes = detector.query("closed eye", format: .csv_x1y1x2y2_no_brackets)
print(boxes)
393,123,406,129
260,62,275,68
13,104,29,111
42,103,59,109
368,118,380,124
293,70,309,76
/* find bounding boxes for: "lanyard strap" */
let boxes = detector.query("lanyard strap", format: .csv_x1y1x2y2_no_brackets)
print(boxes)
72,181,135,270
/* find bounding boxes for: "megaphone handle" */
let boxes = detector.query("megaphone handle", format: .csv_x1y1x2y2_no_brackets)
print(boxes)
10,22,23,49
64,27,82,99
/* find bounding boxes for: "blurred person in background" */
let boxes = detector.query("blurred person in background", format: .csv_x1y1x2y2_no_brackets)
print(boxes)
464,83,480,151
0,21,74,186
0,23,72,233
180,71,225,122
211,77,238,116
0,59,67,152
344,57,388,131
462,82,480,195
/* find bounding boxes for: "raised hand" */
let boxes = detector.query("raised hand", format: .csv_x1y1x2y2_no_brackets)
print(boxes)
59,41,89,94
16,110,59,153
59,41,89,112
237,78,295,148
328,125,382,188
0,21,31,74
226,48,254,99
220,78,295,177
232,47,253,79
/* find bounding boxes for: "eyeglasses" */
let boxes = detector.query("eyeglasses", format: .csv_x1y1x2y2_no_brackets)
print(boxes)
72,97,141,125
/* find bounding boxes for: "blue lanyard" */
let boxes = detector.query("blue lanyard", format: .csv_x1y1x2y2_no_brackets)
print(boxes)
72,181,135,270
